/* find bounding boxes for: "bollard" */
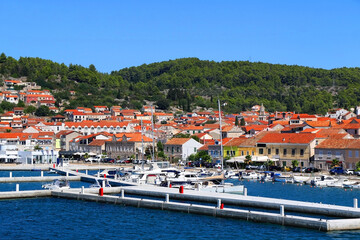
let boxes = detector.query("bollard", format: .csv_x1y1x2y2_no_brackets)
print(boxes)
121,189,124,198
9,172,12,178
104,174,106,178
97,172,100,178
102,180,105,188
99,187,104,196
16,184,19,192
217,199,221,208
179,185,184,194
244,187,247,196
280,205,285,216
81,186,84,194
165,194,169,203
66,172,69,177
41,171,43,177
354,198,358,209
85,169,88,175
220,203,224,209
197,183,200,191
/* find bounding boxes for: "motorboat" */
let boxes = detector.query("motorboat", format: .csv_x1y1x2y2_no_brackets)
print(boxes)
90,178,112,188
327,178,357,188
293,175,310,184
197,168,215,178
241,171,259,180
311,176,338,187
273,174,294,183
224,170,238,179
343,181,360,189
42,179,70,190
195,181,244,194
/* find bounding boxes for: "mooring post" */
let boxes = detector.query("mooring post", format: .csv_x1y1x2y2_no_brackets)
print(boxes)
81,186,84,194
66,171,69,177
85,169,88,175
97,172,100,178
354,198,358,209
41,171,43,177
102,180,105,188
280,205,285,216
165,194,169,203
121,189,124,198
244,187,247,196
16,184,19,192
9,172,12,178
217,199,221,208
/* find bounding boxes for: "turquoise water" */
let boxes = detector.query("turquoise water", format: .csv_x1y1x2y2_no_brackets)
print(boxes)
1,173,360,239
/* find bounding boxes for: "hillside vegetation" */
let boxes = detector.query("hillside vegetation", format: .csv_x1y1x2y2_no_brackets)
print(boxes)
1,53,360,114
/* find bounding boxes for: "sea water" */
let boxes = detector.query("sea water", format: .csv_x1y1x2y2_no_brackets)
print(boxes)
1,174,360,239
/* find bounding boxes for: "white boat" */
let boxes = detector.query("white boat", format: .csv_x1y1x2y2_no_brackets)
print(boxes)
195,181,244,193
293,176,310,184
260,174,273,182
242,171,259,180
311,176,338,187
273,174,294,183
327,178,356,188
343,181,360,189
224,170,238,179
42,179,70,190
167,171,200,186
90,178,112,188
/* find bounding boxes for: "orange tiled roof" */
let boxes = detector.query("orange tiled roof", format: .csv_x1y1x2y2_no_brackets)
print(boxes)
165,138,191,145
258,133,317,144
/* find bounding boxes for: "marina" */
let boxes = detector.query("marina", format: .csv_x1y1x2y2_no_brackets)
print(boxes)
1,165,360,234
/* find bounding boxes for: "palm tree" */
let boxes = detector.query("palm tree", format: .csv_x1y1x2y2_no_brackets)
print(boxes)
245,155,252,165
34,145,42,151
291,160,299,168
331,159,340,168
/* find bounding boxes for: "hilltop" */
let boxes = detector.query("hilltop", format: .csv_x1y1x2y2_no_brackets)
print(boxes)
1,53,360,114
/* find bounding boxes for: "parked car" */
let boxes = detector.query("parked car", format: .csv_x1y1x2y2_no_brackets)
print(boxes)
269,165,282,171
329,167,345,175
355,170,360,176
103,158,115,163
245,165,259,170
345,169,354,175
282,166,292,172
292,167,301,172
304,167,320,173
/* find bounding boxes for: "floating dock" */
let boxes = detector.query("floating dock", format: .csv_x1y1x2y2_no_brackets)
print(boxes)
0,176,81,183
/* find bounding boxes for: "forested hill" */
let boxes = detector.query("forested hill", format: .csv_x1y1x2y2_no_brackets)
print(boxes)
1,52,360,114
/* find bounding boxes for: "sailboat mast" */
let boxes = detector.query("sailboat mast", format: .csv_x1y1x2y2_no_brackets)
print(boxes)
151,105,155,162
218,99,224,172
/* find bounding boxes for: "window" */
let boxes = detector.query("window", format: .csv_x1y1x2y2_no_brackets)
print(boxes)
259,148,264,154
241,151,244,156
282,161,286,166
283,149,287,156
301,162,304,167
227,151,230,155
268,149,271,155
291,149,296,156
246,151,249,155
349,150,352,157
356,151,359,158
319,150,323,156
177,147,180,152
194,147,197,152
300,149,304,156
276,149,279,155
327,151,332,156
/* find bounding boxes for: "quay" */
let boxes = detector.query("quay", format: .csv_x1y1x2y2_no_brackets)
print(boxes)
0,175,80,183
51,189,360,232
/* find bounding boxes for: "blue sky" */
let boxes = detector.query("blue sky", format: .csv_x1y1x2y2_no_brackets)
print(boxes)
1,0,359,72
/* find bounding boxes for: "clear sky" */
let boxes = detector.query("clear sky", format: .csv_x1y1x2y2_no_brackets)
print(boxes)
1,0,359,73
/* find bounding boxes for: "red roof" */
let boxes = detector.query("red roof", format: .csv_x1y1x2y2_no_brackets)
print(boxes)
258,133,317,144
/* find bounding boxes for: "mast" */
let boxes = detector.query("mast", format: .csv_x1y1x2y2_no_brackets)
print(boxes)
151,104,155,162
141,119,144,170
218,99,224,172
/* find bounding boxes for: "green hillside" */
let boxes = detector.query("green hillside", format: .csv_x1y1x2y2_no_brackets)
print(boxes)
1,52,360,114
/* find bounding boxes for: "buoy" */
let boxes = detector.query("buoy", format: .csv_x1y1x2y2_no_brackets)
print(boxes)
99,187,104,196
104,174,106,178
220,203,224,209
179,186,184,194
76,169,78,172
169,183,172,188
53,164,55,168
345,189,347,191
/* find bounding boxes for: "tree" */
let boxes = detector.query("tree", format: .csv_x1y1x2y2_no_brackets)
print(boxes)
35,105,50,116
240,118,246,126
235,116,239,126
191,135,200,142
157,141,164,152
156,98,170,110
17,100,25,107
34,145,42,151
245,155,252,165
291,160,299,168
24,105,36,114
356,161,360,171
331,159,340,168
157,151,166,160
